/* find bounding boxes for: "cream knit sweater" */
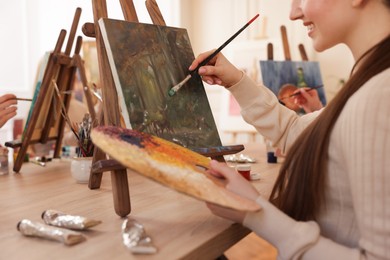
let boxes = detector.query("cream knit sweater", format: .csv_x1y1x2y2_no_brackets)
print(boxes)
228,68,390,259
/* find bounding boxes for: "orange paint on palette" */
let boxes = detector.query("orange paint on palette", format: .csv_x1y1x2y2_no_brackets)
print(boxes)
143,135,210,169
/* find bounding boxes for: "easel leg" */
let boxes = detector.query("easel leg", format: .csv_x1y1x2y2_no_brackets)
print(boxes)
89,147,106,189
111,169,131,217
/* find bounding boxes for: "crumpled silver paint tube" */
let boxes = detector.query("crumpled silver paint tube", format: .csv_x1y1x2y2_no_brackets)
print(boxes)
17,219,86,246
42,209,102,230
122,218,157,254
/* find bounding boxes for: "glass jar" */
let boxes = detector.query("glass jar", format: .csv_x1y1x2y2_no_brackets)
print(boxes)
0,147,9,175
70,157,93,183
265,139,277,164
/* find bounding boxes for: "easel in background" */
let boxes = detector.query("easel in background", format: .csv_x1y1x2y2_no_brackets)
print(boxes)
83,0,244,217
267,25,309,62
6,8,96,173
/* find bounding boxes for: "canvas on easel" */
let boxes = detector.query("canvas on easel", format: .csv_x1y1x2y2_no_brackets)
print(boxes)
23,52,50,137
99,18,222,149
83,0,244,218
260,60,327,106
82,40,100,86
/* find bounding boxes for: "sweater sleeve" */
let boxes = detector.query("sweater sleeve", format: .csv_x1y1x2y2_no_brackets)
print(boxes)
244,196,362,260
228,74,321,153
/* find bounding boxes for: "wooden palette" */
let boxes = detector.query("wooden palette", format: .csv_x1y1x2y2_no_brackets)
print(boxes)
91,126,260,212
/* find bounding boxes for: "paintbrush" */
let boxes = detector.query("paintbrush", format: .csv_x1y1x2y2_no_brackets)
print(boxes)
279,85,324,101
51,79,80,141
168,13,260,97
15,98,33,101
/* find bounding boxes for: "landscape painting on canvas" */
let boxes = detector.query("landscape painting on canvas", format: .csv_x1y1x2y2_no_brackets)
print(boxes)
260,60,327,107
99,18,222,149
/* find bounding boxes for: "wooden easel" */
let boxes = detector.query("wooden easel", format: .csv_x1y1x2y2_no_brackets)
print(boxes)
83,0,244,217
81,0,142,218
6,8,96,173
267,25,309,62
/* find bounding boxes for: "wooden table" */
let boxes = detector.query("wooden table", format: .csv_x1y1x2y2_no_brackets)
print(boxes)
0,143,280,259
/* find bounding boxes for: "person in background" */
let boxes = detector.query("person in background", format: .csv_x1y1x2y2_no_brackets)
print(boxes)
0,94,17,128
278,84,323,114
293,87,323,113
190,0,390,258
275,84,324,158
277,83,302,113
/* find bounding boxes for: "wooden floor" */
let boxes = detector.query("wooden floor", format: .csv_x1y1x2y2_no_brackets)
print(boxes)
225,232,277,260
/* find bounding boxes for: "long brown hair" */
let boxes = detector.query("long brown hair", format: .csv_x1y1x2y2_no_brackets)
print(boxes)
270,34,390,221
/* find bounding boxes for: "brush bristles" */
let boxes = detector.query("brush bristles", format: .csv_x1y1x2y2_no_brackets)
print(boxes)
168,88,176,97
168,75,192,97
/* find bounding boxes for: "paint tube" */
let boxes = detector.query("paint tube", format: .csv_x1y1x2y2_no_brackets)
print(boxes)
42,209,102,230
17,219,85,246
122,218,157,254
